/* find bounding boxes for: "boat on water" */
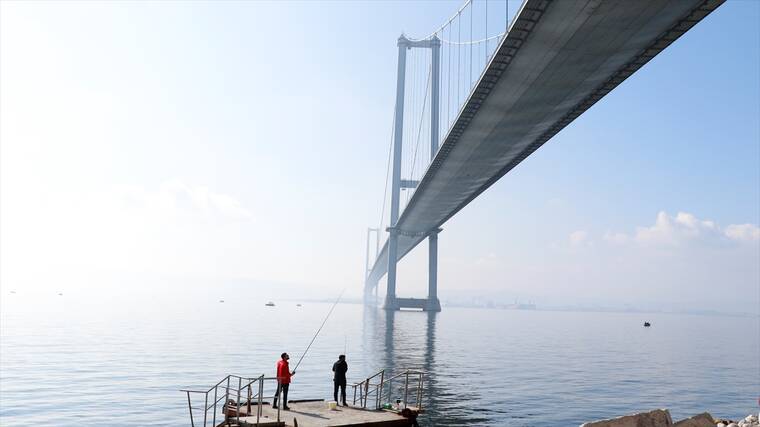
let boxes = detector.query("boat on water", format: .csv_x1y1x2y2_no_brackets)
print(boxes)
265,301,275,307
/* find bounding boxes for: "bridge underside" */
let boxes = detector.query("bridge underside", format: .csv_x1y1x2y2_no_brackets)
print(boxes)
367,0,724,288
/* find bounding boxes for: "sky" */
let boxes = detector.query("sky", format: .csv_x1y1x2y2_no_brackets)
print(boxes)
1,1,758,314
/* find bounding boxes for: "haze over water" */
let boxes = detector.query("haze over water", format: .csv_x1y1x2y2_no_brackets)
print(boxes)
1,291,757,426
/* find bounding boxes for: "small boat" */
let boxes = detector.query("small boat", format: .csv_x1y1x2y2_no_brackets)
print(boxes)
643,322,651,327
296,304,302,307
219,299,225,303
265,302,275,307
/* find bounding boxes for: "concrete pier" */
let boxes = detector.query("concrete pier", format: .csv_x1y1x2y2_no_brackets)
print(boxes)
230,400,417,427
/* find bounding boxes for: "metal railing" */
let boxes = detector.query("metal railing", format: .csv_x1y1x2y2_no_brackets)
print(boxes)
184,370,424,425
351,369,424,412
351,369,385,409
181,374,282,427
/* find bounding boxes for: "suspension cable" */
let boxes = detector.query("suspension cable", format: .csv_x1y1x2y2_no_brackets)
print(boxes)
378,105,396,232
410,66,432,181
418,0,472,40
470,1,473,89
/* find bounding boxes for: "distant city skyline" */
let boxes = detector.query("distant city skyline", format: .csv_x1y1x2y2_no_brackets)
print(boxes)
1,0,758,314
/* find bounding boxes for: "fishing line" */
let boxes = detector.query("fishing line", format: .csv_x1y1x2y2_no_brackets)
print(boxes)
293,289,346,372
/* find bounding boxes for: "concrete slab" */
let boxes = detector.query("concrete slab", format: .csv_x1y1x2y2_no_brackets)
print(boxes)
234,401,413,427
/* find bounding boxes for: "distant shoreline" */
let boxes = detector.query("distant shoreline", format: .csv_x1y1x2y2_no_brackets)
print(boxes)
278,297,759,318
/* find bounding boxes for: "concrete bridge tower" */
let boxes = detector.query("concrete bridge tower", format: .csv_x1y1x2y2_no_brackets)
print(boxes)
381,34,442,312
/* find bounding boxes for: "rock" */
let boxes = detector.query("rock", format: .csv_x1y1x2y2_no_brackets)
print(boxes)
735,414,760,427
673,412,714,427
728,423,738,427
717,423,726,427
580,409,673,427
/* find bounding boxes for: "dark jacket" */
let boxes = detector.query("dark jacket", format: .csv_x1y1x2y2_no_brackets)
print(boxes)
332,360,348,383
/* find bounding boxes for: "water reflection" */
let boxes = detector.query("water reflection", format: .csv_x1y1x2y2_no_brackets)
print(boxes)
362,307,490,426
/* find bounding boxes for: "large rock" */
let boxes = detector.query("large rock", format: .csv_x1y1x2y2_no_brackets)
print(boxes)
580,409,673,427
673,413,715,427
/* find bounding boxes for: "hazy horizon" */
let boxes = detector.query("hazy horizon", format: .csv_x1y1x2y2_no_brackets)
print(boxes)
1,1,758,315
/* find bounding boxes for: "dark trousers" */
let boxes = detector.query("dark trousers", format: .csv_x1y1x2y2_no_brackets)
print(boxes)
333,380,346,405
273,383,289,407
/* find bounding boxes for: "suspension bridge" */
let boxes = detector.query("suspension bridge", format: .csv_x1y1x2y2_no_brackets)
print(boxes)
364,0,725,311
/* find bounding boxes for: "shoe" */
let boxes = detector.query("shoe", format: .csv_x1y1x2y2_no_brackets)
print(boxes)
283,406,291,410
272,405,278,409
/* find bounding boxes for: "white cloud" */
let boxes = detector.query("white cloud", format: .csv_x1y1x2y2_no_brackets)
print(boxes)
724,223,760,242
535,210,759,313
634,211,715,245
607,211,758,246
116,179,253,222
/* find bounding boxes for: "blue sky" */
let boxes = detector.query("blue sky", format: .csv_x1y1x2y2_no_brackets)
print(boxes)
1,1,758,313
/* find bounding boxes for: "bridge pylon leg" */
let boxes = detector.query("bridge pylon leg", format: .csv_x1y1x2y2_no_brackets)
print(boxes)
383,35,408,312
425,36,442,313
384,229,399,311
425,230,441,312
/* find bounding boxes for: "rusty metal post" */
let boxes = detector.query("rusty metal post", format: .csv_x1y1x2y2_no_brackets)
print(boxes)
186,392,195,427
203,393,208,426
404,372,409,408
212,385,218,427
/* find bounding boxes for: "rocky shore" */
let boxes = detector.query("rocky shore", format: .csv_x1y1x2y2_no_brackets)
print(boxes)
714,413,759,427
580,409,759,427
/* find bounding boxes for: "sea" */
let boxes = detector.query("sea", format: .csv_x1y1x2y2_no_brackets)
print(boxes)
1,290,758,426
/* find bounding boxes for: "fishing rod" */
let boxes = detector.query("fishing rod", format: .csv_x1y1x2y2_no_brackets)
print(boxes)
293,289,345,372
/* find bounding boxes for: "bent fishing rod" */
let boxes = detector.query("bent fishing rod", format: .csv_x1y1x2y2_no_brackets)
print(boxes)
292,289,345,372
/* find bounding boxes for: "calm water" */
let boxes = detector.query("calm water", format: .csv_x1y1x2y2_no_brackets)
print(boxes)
1,291,758,426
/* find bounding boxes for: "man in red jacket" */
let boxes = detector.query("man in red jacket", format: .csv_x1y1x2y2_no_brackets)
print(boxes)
273,352,295,410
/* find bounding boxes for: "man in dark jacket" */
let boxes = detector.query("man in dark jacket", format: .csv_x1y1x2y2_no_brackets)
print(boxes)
332,354,348,406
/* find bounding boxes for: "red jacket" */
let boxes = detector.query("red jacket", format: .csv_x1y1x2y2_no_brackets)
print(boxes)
276,359,292,384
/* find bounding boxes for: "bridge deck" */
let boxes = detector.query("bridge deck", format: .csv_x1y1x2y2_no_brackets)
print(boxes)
367,0,724,287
